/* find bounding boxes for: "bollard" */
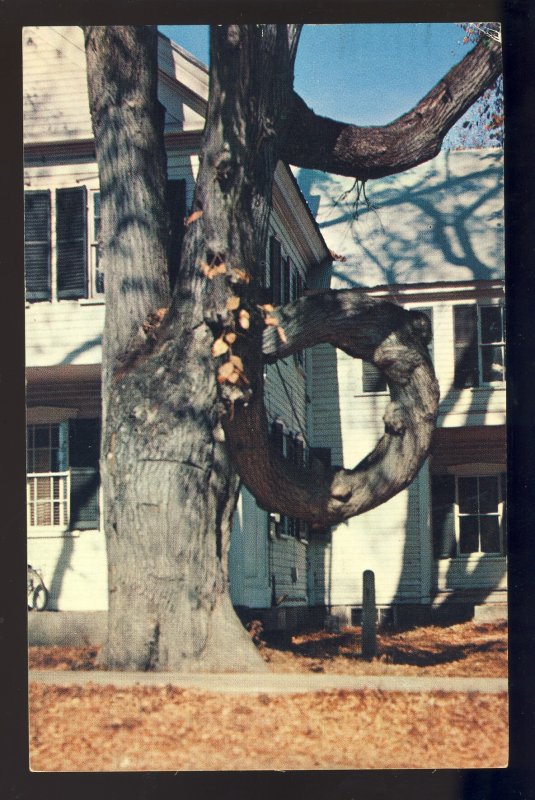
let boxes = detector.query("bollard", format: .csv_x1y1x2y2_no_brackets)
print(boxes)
361,569,376,660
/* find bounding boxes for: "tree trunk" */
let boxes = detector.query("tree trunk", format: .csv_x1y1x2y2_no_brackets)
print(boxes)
85,25,298,671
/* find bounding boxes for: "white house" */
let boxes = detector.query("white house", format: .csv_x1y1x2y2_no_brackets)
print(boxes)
25,26,506,631
24,26,331,622
298,148,506,625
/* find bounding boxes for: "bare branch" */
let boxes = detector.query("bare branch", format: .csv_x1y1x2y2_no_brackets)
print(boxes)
222,291,439,528
282,38,502,179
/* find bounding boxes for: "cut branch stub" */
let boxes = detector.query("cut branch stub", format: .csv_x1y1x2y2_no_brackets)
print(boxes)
222,290,440,529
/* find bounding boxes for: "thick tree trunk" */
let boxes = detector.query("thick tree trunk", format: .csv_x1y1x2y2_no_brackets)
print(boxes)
85,25,298,671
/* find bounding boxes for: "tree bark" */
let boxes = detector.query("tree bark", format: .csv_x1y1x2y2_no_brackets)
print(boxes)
85,24,299,671
283,37,502,179
222,292,439,528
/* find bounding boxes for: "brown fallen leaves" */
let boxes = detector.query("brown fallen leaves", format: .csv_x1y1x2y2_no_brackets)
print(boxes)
28,621,508,678
29,684,507,771
28,622,508,771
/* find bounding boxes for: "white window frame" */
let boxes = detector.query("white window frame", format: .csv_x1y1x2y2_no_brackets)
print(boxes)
26,422,70,530
26,185,103,304
449,465,506,557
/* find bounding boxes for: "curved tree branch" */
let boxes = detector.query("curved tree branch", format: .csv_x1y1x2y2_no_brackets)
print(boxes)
222,291,440,529
282,38,502,179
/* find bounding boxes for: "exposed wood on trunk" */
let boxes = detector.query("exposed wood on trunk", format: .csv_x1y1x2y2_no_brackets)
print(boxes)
222,292,439,528
282,38,502,179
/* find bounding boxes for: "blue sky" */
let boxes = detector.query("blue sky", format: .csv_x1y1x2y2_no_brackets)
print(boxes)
159,23,479,135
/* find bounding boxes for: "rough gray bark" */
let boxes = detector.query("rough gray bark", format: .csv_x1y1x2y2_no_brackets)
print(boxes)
84,24,299,671
283,37,502,179
222,292,439,528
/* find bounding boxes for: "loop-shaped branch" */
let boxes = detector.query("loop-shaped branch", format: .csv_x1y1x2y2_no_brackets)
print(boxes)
222,290,440,528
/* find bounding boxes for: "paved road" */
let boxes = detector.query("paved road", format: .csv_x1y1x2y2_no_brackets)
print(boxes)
29,670,508,694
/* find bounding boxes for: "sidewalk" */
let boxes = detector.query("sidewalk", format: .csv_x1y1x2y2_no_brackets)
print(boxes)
29,670,508,694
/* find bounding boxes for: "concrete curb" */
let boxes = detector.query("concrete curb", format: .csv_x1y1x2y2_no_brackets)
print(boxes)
28,670,508,694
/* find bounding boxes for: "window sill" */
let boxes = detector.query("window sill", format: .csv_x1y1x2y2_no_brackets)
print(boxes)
27,528,80,540
78,298,105,306
435,553,506,561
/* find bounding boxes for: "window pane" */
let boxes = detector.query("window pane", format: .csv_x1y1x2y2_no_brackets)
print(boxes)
459,516,479,554
480,306,503,344
34,450,50,472
458,477,478,514
482,345,505,383
34,426,49,447
362,361,387,392
479,476,499,514
480,516,501,553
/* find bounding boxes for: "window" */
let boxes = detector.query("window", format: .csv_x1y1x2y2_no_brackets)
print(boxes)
25,180,186,302
26,423,69,528
25,187,90,302
479,305,505,384
454,304,505,388
362,361,388,393
26,419,101,530
91,191,104,295
431,471,507,557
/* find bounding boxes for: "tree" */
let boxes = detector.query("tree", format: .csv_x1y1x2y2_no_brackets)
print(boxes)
445,24,504,149
84,24,502,671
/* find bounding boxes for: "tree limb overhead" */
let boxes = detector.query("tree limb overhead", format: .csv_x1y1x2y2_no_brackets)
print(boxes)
282,38,502,179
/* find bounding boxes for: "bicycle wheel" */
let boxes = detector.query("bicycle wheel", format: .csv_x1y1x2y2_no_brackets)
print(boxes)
32,585,49,611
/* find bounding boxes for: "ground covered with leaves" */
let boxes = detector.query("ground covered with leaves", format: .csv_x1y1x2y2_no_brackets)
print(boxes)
29,620,507,677
28,621,508,771
29,684,507,771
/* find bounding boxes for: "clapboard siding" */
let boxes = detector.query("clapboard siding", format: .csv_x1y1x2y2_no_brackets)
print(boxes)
24,27,206,144
27,529,108,610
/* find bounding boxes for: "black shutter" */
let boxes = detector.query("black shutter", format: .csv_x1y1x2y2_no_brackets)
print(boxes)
69,418,100,530
431,474,456,558
362,361,387,393
57,187,88,299
25,191,51,301
296,272,303,299
269,237,281,306
283,256,291,305
295,438,304,466
271,421,284,455
454,305,479,388
310,447,331,470
166,179,186,292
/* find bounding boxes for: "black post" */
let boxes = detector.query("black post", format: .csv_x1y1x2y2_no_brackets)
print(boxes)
362,569,376,660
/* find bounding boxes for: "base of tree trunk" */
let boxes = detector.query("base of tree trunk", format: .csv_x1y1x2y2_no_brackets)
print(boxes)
99,593,268,673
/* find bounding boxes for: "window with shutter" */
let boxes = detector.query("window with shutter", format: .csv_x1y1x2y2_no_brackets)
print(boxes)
68,418,100,530
56,187,88,300
25,191,51,301
454,305,479,388
269,237,282,306
431,475,456,558
362,361,387,393
166,179,186,292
